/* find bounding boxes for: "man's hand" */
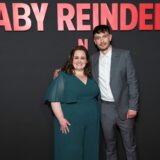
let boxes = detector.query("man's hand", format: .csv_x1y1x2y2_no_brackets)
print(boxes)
53,69,61,78
127,109,137,119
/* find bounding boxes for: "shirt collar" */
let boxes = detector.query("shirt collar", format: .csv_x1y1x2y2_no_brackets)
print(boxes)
100,45,112,59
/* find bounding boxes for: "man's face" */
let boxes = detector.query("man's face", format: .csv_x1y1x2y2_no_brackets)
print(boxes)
94,31,112,51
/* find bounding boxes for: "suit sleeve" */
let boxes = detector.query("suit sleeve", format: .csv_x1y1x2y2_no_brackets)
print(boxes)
126,52,139,111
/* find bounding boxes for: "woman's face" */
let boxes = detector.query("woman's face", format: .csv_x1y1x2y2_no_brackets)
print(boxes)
72,50,88,71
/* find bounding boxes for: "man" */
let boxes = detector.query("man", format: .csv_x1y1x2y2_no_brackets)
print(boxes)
91,25,139,160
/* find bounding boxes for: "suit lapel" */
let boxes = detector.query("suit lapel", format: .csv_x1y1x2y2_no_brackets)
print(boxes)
110,47,119,88
92,48,119,88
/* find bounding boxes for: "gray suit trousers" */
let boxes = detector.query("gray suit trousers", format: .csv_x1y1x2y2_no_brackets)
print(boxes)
101,101,137,160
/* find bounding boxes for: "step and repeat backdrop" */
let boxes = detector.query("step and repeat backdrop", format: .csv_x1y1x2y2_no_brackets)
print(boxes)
0,0,160,159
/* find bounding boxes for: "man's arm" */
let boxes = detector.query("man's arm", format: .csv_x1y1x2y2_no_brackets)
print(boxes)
126,51,139,118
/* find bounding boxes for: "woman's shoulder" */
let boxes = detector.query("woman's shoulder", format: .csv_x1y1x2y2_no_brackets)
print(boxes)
58,71,72,79
53,71,66,81
89,76,98,84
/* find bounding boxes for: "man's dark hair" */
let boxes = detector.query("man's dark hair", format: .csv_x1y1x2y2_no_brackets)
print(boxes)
93,25,111,36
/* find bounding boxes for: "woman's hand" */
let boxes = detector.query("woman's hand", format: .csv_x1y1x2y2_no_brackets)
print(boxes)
59,118,71,134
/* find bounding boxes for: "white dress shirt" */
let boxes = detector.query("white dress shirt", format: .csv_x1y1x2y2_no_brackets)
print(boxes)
99,46,114,102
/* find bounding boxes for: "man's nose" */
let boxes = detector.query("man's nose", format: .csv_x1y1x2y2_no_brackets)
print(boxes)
100,37,104,42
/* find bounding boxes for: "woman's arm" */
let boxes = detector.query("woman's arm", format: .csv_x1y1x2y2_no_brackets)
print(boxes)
51,102,71,134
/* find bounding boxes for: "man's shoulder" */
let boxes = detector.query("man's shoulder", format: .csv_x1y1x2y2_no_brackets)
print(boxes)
90,52,99,63
113,47,130,57
91,52,99,58
113,47,130,53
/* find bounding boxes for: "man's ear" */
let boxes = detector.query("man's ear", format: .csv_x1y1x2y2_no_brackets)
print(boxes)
109,34,112,42
93,39,97,45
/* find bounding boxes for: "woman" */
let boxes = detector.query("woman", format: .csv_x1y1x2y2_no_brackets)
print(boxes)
45,46,100,160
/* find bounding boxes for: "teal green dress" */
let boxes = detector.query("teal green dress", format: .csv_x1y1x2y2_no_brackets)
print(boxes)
45,71,100,160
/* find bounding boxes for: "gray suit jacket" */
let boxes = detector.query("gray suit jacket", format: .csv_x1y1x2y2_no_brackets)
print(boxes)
91,47,139,120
